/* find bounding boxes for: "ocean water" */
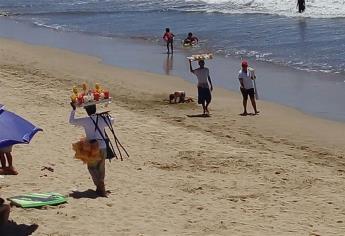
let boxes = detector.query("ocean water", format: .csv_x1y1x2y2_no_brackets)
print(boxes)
1,0,345,75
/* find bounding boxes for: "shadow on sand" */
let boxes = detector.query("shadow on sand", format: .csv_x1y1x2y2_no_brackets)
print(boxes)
0,221,38,236
69,189,99,199
239,112,259,116
187,113,210,118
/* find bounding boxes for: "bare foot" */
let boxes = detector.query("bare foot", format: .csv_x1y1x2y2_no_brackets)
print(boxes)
240,112,248,116
96,183,107,197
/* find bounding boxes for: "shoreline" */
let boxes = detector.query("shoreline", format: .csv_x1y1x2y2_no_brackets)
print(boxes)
1,34,345,235
0,17,345,122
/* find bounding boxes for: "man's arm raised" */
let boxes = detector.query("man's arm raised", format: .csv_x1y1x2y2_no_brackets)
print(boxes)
189,59,194,73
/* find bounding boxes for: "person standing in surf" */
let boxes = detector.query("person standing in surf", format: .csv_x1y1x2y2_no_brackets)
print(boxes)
189,59,213,116
163,28,175,54
238,60,259,116
297,0,305,13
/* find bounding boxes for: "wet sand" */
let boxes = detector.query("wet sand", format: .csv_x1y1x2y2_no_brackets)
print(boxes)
0,18,345,121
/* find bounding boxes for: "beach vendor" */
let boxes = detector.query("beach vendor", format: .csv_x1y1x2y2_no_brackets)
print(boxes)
237,60,259,116
0,197,10,229
0,146,18,175
189,59,213,115
69,103,114,197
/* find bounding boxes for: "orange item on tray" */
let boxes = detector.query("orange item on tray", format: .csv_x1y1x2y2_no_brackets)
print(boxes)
70,83,111,108
94,92,100,101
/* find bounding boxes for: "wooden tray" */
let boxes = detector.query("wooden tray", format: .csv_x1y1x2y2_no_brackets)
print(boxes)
187,53,213,61
76,98,112,108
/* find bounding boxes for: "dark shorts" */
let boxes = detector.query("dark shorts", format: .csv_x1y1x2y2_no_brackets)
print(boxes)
198,87,211,104
240,88,255,100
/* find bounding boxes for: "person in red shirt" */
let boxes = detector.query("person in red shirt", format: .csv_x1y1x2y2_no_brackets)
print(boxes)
163,28,175,54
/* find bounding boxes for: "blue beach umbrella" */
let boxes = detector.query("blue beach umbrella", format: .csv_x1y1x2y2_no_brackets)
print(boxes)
0,105,42,148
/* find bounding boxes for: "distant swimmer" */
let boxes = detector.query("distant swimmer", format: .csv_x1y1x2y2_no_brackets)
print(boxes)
163,28,175,54
183,32,199,46
297,0,305,13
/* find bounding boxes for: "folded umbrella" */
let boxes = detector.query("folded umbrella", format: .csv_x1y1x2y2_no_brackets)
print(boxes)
0,105,42,148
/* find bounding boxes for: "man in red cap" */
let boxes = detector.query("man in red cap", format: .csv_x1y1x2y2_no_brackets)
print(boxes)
238,60,259,116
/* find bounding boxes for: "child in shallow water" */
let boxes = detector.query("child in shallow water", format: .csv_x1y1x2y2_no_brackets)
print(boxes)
163,28,175,54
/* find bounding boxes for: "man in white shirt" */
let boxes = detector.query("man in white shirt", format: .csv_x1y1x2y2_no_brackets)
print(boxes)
238,60,259,116
189,59,213,115
69,103,114,197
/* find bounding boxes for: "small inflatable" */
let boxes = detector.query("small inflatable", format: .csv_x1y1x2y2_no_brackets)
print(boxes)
182,40,198,48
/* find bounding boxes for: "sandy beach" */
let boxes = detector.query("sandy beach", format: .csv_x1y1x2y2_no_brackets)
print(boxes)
1,37,345,235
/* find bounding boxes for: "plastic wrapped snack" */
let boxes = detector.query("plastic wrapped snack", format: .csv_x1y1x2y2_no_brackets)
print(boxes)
72,137,102,165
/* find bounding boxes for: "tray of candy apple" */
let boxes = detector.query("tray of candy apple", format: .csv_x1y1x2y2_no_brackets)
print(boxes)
187,53,213,61
70,83,112,108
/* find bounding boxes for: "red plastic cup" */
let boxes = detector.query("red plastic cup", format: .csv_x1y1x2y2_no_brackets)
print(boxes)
77,95,84,105
93,92,100,101
104,91,109,99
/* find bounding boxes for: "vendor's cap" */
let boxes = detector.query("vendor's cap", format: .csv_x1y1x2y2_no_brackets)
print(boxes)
241,60,248,67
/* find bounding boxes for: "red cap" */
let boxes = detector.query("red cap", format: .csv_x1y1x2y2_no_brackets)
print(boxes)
241,61,248,67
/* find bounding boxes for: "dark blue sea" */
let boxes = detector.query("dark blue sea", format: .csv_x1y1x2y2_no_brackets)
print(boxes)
1,0,345,75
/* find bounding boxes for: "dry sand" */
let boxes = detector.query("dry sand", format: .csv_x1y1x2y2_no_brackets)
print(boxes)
0,38,345,236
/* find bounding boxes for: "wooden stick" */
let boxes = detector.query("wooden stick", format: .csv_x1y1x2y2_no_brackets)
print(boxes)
253,80,259,100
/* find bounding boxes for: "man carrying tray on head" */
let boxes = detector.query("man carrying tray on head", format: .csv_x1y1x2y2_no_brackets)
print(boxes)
189,59,213,115
69,103,114,197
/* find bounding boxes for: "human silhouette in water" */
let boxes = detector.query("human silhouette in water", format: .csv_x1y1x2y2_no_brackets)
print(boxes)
297,0,305,13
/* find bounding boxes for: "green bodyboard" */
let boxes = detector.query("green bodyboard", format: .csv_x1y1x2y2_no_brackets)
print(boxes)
8,192,67,208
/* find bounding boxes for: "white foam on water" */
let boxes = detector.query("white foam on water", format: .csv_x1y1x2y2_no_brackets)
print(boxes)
187,0,345,18
2,0,345,18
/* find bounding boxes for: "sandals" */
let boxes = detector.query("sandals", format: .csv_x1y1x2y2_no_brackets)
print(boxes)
96,182,107,197
0,167,18,175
